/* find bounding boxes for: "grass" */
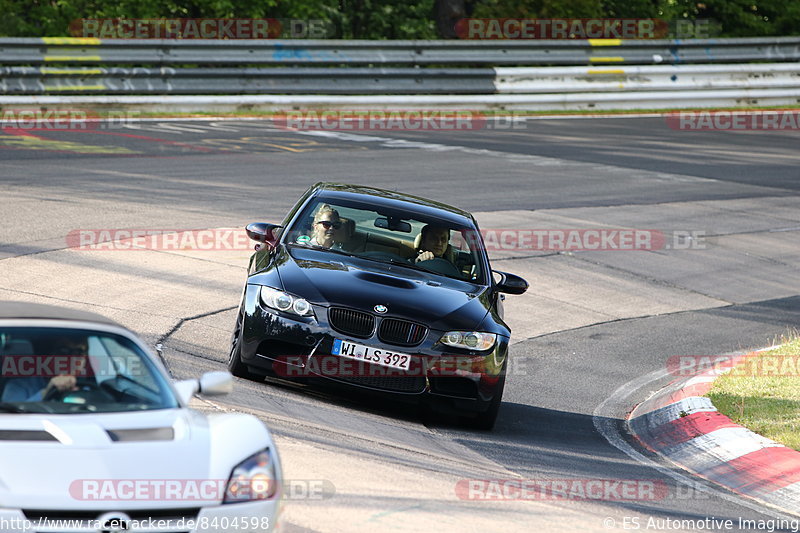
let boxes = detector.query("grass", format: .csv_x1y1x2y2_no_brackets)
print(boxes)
707,335,800,451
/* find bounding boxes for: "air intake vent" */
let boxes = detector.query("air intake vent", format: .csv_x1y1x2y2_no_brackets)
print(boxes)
334,374,426,393
328,308,375,338
378,319,427,346
106,427,174,442
0,430,57,441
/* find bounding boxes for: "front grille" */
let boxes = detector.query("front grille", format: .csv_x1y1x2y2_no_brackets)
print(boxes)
328,307,374,338
334,373,426,393
23,508,198,533
378,318,427,346
23,509,200,521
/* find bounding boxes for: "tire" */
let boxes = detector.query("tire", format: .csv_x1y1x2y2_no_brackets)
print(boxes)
463,371,506,431
228,305,262,381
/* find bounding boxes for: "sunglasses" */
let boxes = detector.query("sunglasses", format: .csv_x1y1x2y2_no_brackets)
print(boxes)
316,220,342,229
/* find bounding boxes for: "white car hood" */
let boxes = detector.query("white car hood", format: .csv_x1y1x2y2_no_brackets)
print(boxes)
0,408,272,510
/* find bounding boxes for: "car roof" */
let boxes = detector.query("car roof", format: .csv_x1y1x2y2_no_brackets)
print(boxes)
310,183,476,225
0,301,124,327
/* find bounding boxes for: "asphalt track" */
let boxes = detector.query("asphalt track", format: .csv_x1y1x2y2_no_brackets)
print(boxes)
1,116,799,532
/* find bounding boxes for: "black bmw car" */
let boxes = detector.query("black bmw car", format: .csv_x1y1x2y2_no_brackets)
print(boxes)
228,183,527,429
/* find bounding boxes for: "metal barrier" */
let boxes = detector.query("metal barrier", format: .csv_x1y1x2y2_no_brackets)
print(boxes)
495,63,800,93
0,37,798,109
0,66,497,95
1,36,799,66
4,89,799,112
3,63,797,96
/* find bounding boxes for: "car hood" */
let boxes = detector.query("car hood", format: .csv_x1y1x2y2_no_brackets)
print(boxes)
0,408,272,510
257,246,490,331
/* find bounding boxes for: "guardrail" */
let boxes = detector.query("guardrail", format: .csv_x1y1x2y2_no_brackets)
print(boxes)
2,37,800,66
1,37,798,109
495,63,800,93
0,66,498,94
2,64,797,96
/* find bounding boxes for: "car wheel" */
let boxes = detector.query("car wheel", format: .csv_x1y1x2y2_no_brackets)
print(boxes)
228,305,261,381
463,371,506,431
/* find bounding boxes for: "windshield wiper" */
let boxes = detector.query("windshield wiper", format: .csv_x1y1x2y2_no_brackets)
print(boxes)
378,257,433,273
289,243,359,258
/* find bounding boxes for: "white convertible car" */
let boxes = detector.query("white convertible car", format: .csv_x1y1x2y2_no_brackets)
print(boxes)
0,302,281,533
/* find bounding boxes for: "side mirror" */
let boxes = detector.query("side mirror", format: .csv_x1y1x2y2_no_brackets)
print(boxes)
246,223,282,250
173,371,233,404
493,270,528,295
173,379,199,405
199,371,233,396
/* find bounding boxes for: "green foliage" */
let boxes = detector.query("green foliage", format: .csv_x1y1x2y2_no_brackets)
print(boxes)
328,0,437,39
471,0,800,37
472,0,605,19
667,0,800,37
601,0,660,18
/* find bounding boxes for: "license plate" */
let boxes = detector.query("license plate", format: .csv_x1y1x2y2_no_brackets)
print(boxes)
332,339,411,371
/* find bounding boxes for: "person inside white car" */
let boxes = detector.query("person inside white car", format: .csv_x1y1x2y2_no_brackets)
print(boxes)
2,334,88,402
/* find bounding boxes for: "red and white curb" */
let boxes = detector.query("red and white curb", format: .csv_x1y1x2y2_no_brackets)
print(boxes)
628,350,800,515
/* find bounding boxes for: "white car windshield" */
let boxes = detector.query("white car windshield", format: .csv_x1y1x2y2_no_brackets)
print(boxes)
0,327,179,414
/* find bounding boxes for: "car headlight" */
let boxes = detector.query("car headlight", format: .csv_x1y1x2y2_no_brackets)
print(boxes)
260,286,314,317
224,448,279,503
440,331,496,351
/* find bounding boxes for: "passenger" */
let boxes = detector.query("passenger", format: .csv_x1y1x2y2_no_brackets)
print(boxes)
332,218,356,251
414,225,452,263
309,205,343,249
2,335,88,402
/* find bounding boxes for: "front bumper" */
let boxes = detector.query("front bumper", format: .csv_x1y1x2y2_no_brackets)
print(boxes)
238,283,508,414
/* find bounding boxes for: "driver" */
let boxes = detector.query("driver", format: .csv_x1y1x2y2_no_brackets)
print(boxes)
309,204,344,249
2,335,88,402
414,225,452,263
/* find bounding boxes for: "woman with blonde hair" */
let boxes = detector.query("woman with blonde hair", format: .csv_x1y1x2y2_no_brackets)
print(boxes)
310,204,342,248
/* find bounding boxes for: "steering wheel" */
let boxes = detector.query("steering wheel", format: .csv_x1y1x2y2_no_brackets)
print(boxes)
415,257,462,277
43,379,105,402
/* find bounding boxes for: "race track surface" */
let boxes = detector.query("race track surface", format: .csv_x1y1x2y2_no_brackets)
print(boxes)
1,116,799,532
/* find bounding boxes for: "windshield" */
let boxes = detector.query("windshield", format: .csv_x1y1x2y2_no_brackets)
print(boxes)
284,198,488,284
0,327,178,414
